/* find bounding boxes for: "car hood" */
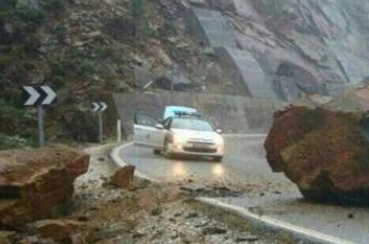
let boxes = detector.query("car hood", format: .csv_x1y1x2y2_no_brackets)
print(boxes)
171,129,223,141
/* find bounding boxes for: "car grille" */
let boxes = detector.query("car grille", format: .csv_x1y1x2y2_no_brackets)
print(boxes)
187,138,215,145
183,138,217,153
183,147,217,153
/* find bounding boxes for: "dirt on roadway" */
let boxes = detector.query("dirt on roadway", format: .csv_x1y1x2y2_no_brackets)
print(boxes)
10,144,309,243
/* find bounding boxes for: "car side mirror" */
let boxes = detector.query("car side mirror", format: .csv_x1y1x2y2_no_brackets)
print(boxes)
216,129,223,134
155,123,164,130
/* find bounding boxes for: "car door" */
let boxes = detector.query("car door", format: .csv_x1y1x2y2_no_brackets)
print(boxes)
151,117,171,147
133,113,164,148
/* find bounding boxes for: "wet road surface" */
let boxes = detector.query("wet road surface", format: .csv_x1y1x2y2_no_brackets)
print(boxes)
118,135,369,244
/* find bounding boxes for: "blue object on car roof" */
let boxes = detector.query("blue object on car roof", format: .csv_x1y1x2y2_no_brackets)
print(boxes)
163,106,197,119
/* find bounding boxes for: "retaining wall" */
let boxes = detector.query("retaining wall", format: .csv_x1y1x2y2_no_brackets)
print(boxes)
113,92,286,137
184,7,237,47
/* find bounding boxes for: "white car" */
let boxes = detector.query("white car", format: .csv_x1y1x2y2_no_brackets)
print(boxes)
133,110,224,162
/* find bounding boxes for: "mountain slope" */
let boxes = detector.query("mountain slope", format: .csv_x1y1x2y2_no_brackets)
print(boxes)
1,0,369,148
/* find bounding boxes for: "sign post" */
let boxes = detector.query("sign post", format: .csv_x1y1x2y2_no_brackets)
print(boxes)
22,85,57,147
92,102,108,143
37,105,44,147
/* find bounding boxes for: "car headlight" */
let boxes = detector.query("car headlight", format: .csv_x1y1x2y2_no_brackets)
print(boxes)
173,134,187,144
214,135,224,146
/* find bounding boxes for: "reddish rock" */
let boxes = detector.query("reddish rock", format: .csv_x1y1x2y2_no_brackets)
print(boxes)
0,145,90,228
29,219,84,242
264,106,369,203
110,165,135,189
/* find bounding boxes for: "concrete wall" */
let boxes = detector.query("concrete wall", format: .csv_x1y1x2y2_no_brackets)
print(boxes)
113,91,286,137
184,7,281,101
215,47,279,100
184,7,237,47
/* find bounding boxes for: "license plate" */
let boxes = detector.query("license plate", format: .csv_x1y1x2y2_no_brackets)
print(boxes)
192,143,210,148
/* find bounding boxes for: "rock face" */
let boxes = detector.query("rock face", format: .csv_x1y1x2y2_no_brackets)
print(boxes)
0,145,90,228
184,0,369,100
264,106,369,203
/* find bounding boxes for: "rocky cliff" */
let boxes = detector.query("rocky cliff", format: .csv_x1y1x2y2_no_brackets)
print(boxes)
1,0,369,147
200,0,369,99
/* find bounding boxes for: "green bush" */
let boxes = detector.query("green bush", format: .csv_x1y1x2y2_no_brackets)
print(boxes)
0,1,44,47
0,100,24,117
129,0,153,39
15,5,45,24
0,54,15,71
54,26,66,43
50,49,86,77
42,0,67,14
0,132,27,150
0,0,17,22
78,59,97,78
50,75,65,89
0,99,37,149
0,75,4,90
0,131,37,150
157,22,178,38
50,57,71,77
0,0,44,29
50,53,97,80
104,17,135,40
22,33,40,53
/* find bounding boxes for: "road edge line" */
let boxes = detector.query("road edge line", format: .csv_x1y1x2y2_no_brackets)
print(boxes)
110,142,158,182
195,197,358,244
110,139,357,244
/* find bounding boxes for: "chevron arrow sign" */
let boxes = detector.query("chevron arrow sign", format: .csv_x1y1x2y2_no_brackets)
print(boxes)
22,86,57,106
92,102,108,112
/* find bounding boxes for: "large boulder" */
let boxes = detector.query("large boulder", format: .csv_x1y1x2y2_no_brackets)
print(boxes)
0,145,90,228
264,106,369,203
323,86,369,112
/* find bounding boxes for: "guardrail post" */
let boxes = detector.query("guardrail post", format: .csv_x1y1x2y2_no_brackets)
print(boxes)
117,119,122,142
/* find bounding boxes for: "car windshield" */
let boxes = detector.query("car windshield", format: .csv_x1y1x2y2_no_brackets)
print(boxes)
171,118,214,131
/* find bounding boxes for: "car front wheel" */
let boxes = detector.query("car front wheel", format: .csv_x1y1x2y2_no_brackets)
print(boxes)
163,140,173,159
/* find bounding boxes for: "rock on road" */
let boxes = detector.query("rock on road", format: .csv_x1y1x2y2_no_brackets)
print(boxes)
115,135,369,244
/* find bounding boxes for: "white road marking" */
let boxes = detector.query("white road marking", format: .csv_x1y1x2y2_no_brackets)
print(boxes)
111,135,358,244
196,198,359,244
110,142,158,182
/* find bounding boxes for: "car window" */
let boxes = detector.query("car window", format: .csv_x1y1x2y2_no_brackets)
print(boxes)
134,113,158,127
163,106,197,120
171,118,214,131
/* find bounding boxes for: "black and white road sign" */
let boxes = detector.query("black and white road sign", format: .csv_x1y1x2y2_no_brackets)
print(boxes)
92,102,108,112
22,86,57,106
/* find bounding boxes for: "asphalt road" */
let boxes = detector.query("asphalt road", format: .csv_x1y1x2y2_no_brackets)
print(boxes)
117,135,369,244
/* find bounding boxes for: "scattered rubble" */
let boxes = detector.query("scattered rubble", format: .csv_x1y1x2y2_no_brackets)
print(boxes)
0,144,303,243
